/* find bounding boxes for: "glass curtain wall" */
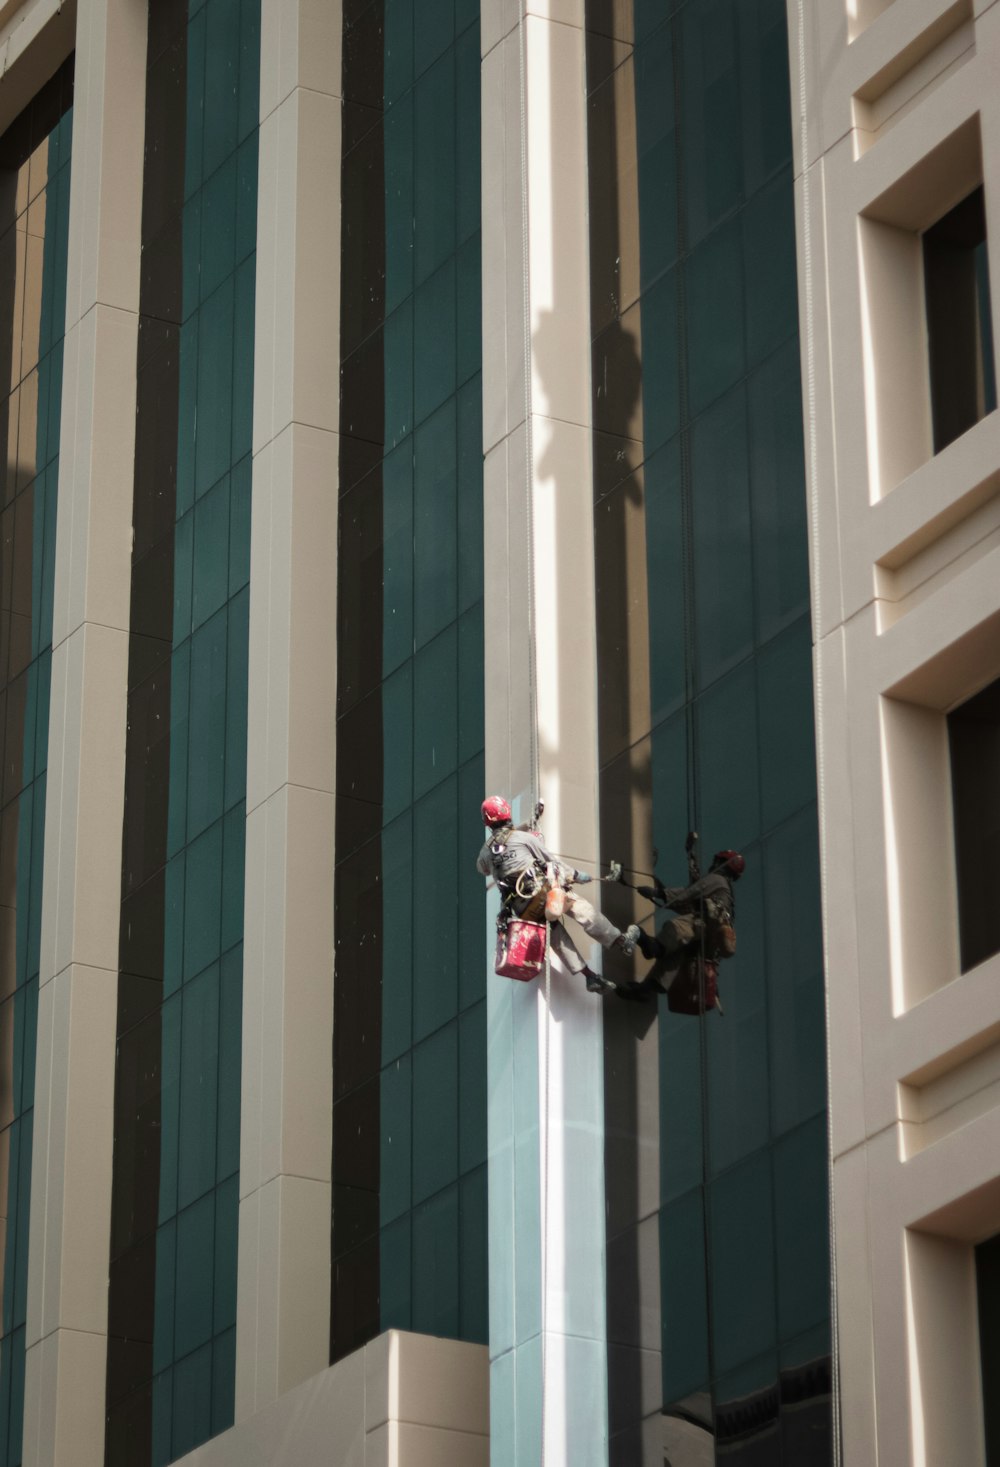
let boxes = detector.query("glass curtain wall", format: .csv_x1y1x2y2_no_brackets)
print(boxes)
0,62,73,1467
586,2,832,1462
333,0,487,1364
105,0,258,1461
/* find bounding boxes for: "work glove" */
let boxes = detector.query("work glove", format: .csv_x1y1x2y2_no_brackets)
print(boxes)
608,861,623,883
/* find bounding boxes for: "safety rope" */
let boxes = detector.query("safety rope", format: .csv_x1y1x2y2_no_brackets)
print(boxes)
795,2,842,1459
666,10,719,1418
514,5,550,1461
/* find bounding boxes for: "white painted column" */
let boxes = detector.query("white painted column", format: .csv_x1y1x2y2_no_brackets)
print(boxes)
22,1,147,1463
482,2,609,1462
236,0,341,1417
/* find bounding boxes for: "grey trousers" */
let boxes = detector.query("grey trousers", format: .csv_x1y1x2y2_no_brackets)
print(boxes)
550,892,622,977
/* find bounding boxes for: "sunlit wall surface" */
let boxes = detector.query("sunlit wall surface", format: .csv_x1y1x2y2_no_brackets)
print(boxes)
0,62,73,1467
586,1,832,1461
333,0,487,1364
105,0,258,1460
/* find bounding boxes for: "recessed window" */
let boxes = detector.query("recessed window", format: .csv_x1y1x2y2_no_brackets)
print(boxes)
924,186,997,454
948,675,1000,973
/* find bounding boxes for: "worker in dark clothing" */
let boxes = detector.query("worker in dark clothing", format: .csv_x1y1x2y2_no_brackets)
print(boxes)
478,795,640,994
633,849,744,979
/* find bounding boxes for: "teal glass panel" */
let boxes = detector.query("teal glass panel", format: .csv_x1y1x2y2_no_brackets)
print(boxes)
411,777,458,1040
455,22,481,247
235,137,257,267
678,0,742,248
636,27,679,295
170,1343,212,1461
382,662,413,823
414,0,452,79
183,822,223,981
743,167,798,368
639,269,681,455
381,814,413,1065
164,852,186,995
459,1166,488,1344
456,753,486,1013
382,443,414,678
220,804,245,955
379,1214,412,1330
765,806,826,1136
385,96,415,314
413,400,457,649
174,1192,216,1359
455,375,483,617
709,1149,777,1375
706,853,769,1175
203,0,240,177
413,51,456,284
182,196,203,323
224,586,249,811
212,1175,239,1334
384,300,414,449
237,0,260,145
173,509,194,648
379,1053,412,1225
192,475,230,631
412,626,458,800
186,608,228,838
228,456,251,597
177,964,220,1209
167,659,194,868
738,0,794,193
153,1220,177,1369
412,1183,460,1337
696,659,760,851
194,278,235,496
159,994,182,1224
210,1328,236,1437
458,1000,486,1173
200,155,237,304
185,9,207,199
643,438,686,724
757,616,817,833
748,341,810,642
411,1021,458,1205
231,259,255,462
773,1115,830,1343
457,602,483,768
414,259,456,426
660,1190,709,1403
690,387,753,689
685,217,745,419
216,946,242,1183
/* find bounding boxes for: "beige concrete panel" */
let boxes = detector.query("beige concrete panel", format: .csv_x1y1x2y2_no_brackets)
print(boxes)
52,304,137,645
234,1186,260,1421
239,801,266,1198
391,1422,489,1467
252,112,280,456
526,0,584,29
278,785,334,1180
831,1146,878,1466
886,1103,1000,1238
785,0,851,174
259,0,342,125
274,1174,333,1395
813,630,868,1159
483,431,533,799
253,89,341,453
248,423,338,806
365,1330,392,1433
23,1326,107,1467
792,163,848,642
64,0,146,326
26,968,67,1349
41,622,128,983
525,15,590,431
254,790,291,1183
891,951,1000,1090
530,414,598,863
903,1230,986,1467
365,1423,391,1467
392,1332,489,1434
481,0,519,60
503,29,529,442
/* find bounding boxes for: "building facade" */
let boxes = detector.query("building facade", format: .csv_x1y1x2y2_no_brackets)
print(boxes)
0,0,994,1465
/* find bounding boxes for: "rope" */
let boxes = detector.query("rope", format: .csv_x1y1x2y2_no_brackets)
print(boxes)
795,2,842,1459
514,5,549,1460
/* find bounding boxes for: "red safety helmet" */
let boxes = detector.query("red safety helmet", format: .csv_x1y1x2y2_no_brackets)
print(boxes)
482,795,512,827
713,849,745,878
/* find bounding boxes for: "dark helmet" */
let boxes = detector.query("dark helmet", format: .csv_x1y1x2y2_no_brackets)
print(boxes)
713,849,745,878
482,795,512,827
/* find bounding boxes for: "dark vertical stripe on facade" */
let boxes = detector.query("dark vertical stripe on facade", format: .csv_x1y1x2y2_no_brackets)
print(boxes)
332,0,386,1365
0,59,74,1467
106,3,187,1459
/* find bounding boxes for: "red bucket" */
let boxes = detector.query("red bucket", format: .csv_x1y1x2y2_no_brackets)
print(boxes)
495,919,547,981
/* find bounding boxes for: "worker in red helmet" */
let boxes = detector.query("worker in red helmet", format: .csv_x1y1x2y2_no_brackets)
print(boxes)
631,847,744,978
477,795,640,994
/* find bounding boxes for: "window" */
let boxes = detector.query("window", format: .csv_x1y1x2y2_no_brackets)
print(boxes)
924,186,997,454
948,675,1000,973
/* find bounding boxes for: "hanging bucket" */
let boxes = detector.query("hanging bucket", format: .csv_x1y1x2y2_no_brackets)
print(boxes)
495,919,547,981
667,954,719,1015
